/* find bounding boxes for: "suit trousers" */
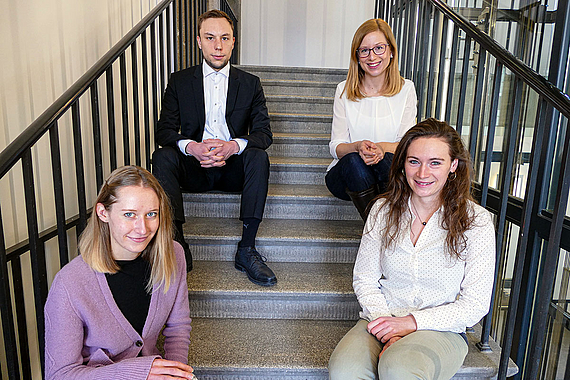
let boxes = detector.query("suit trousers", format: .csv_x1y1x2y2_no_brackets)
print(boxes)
328,319,468,380
152,146,270,223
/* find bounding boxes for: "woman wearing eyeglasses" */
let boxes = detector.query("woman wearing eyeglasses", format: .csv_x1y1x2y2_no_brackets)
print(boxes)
325,18,417,220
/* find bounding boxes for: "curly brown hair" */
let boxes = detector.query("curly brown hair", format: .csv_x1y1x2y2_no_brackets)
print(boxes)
369,118,476,259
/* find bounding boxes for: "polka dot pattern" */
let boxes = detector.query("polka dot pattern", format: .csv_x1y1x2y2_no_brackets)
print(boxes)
353,198,496,333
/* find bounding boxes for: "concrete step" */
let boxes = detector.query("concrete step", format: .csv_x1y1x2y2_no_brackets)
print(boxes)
262,79,338,97
237,64,347,83
269,156,330,185
187,261,359,320
270,113,332,134
267,132,330,159
182,184,359,221
176,318,518,380
266,95,334,114
184,217,363,263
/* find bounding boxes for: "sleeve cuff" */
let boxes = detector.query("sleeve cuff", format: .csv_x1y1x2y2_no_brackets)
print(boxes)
177,139,195,156
233,138,248,155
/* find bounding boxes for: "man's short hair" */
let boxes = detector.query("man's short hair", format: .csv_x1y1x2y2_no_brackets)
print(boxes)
198,9,234,34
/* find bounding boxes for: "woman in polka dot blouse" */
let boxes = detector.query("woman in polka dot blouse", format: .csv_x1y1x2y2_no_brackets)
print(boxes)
329,118,496,380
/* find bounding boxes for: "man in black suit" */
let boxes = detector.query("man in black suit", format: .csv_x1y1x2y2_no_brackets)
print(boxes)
152,9,276,286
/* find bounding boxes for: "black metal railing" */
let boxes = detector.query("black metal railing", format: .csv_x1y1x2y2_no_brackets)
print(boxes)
220,0,239,65
377,0,570,379
0,0,212,377
174,0,207,70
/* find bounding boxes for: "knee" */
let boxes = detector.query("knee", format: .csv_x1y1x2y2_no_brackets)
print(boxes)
243,147,269,164
328,350,369,380
378,349,434,380
339,152,364,168
242,148,270,174
152,146,179,173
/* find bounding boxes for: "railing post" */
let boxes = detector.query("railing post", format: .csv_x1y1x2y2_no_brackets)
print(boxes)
0,207,20,380
22,149,48,375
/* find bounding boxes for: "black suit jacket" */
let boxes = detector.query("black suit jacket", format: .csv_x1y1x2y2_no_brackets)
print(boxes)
155,64,272,151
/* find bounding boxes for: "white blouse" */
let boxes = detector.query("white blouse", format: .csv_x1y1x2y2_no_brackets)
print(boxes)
328,79,417,171
353,199,496,333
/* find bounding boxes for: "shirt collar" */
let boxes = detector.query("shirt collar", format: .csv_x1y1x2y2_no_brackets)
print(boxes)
202,60,230,79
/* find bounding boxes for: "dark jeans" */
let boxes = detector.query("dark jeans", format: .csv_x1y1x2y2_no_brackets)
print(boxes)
325,152,394,201
152,146,270,223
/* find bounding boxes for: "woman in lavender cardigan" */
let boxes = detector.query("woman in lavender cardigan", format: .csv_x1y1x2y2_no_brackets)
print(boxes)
44,166,195,380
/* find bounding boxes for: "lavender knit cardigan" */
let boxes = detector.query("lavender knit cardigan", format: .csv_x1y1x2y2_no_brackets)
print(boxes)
44,242,191,380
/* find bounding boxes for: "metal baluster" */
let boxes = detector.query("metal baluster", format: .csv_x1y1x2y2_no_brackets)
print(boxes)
435,15,448,119
159,11,166,97
72,102,88,235
166,5,173,75
475,61,503,352
49,121,69,267
0,207,20,379
497,98,551,379
105,67,117,171
444,25,459,123
526,118,570,379
90,82,104,190
455,35,471,136
141,31,152,169
131,41,142,167
425,10,441,117
120,52,131,165
151,20,159,151
415,1,431,119
22,149,47,375
11,256,31,379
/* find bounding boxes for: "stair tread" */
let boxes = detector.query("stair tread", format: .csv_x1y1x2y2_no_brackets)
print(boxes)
273,132,329,139
262,79,338,87
184,183,335,199
184,217,363,243
267,94,333,102
270,112,332,118
184,319,518,377
187,318,353,371
187,261,354,297
270,156,330,166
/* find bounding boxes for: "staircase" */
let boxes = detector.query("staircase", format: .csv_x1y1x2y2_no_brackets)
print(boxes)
181,65,518,379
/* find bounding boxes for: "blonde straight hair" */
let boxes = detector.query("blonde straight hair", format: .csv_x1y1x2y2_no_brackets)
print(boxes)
343,18,404,101
79,166,176,293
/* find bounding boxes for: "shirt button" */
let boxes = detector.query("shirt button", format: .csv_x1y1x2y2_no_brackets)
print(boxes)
135,340,143,347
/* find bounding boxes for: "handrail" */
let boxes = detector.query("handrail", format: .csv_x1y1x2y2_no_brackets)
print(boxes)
430,0,570,119
0,0,172,179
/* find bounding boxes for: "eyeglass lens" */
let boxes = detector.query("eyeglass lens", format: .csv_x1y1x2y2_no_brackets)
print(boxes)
358,44,387,58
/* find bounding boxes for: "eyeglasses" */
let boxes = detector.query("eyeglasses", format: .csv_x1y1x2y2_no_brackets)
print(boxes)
356,43,390,58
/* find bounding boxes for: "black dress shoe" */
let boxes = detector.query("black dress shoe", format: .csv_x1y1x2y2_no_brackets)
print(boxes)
235,246,277,286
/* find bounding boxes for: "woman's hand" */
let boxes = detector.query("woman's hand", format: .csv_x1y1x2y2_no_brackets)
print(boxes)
356,140,384,166
367,315,417,343
148,358,196,379
378,336,401,359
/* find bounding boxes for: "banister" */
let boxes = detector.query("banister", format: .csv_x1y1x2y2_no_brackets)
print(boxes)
0,0,173,179
429,0,570,119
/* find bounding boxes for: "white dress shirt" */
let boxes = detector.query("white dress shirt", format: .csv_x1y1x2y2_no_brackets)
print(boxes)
177,62,247,155
353,198,496,333
328,79,417,171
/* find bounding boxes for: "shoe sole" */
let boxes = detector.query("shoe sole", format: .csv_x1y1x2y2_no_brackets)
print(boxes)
234,263,277,287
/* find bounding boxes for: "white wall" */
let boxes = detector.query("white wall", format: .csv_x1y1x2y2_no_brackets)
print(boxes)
240,0,375,69
0,1,161,378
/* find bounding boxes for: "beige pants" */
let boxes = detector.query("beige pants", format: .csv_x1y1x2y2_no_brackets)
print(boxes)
328,319,468,380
